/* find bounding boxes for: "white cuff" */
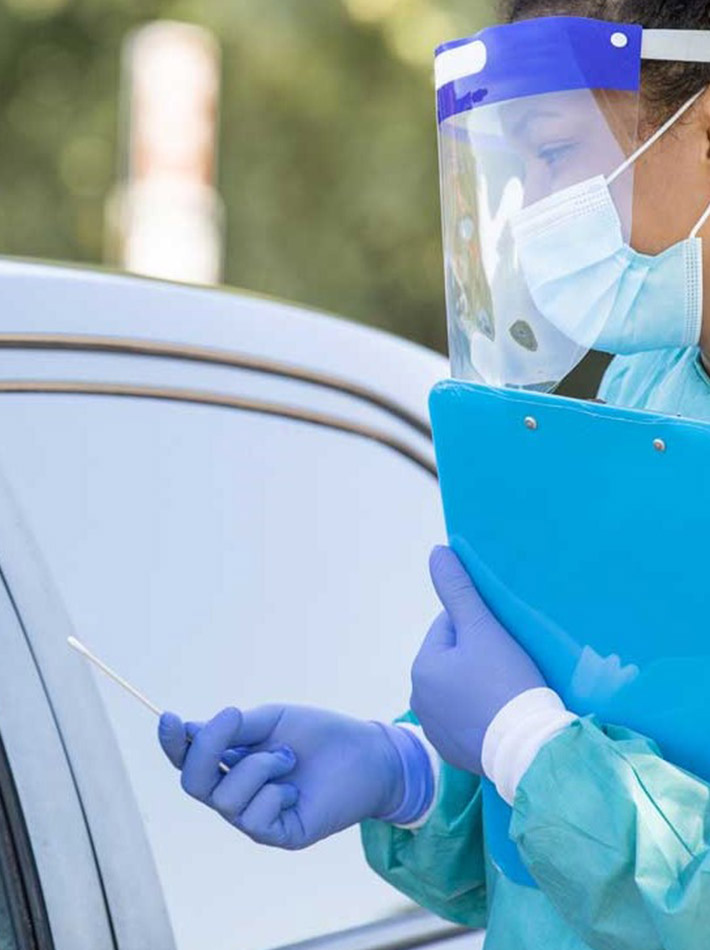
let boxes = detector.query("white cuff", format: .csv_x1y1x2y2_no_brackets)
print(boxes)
393,723,441,830
481,688,578,806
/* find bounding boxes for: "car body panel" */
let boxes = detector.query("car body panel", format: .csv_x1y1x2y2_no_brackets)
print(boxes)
0,261,481,950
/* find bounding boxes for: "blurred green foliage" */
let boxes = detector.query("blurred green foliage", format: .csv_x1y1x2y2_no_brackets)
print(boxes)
0,0,494,352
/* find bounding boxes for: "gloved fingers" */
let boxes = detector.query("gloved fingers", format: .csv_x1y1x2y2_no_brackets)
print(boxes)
235,705,286,746
158,712,189,769
220,746,250,769
209,747,297,823
416,611,456,657
430,546,490,636
185,721,203,740
238,782,300,845
181,707,244,801
281,805,309,849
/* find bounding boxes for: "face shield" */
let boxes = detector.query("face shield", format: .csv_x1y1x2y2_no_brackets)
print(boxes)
436,17,710,393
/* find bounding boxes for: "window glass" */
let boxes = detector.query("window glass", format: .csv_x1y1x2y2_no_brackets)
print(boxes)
0,737,47,950
0,870,18,950
0,393,443,950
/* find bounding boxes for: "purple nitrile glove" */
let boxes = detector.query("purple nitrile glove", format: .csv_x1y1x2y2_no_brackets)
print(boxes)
158,704,433,849
410,546,546,775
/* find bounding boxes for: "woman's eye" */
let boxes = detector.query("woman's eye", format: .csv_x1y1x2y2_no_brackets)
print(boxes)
538,142,576,168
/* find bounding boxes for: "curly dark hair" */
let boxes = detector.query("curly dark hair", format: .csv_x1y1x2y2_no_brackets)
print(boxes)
499,1,710,124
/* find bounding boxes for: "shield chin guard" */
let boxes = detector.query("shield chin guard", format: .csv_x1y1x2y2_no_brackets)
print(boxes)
436,17,710,394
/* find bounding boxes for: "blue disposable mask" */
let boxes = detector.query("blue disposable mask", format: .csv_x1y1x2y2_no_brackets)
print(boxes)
511,90,710,356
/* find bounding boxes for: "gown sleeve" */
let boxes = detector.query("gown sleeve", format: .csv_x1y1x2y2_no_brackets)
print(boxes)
360,715,487,928
511,716,710,950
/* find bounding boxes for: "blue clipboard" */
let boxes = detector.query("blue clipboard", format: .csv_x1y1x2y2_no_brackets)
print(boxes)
430,379,710,887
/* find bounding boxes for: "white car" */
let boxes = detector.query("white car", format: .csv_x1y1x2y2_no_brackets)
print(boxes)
0,260,484,950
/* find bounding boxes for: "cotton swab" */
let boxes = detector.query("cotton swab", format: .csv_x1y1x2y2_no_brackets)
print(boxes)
67,636,230,774
68,636,162,716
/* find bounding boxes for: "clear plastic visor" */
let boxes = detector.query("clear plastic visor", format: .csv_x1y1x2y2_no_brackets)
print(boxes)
439,87,640,391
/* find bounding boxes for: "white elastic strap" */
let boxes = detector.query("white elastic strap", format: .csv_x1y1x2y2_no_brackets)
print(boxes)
691,201,710,239
393,723,441,831
607,88,706,187
481,688,578,807
643,30,710,64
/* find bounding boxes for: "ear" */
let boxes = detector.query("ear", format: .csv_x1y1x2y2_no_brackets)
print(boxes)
696,87,710,163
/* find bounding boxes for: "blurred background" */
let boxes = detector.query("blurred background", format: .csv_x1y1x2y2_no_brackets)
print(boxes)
0,0,495,355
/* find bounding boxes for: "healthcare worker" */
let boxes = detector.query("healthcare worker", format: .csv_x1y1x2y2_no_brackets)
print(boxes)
159,4,710,949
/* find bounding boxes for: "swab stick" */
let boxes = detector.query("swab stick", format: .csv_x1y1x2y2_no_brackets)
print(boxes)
68,636,229,774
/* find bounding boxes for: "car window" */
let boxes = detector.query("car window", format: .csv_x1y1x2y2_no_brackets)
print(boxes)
0,390,443,950
0,738,52,950
0,867,17,950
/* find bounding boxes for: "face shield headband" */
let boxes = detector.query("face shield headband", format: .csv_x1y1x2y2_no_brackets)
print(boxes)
435,19,710,126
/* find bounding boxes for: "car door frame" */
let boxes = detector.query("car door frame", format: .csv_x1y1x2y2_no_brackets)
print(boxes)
0,260,476,950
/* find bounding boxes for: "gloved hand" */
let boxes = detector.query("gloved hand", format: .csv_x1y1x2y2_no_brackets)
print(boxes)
411,546,546,774
158,705,432,849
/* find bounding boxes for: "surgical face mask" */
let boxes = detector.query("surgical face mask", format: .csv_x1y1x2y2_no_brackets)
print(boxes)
511,90,710,356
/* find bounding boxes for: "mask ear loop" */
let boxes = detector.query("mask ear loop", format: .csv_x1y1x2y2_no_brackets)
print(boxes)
607,87,706,187
691,200,710,239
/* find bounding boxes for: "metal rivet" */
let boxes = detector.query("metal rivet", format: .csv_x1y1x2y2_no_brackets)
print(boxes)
524,416,538,431
653,438,666,453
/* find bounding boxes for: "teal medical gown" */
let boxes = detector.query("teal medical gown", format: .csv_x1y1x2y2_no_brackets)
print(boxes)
361,348,710,950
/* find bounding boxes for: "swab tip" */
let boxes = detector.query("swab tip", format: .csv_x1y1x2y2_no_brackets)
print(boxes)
68,637,92,659
65,636,162,718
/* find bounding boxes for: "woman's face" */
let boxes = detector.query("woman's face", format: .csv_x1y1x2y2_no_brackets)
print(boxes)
630,90,710,351
500,87,710,354
500,90,638,208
